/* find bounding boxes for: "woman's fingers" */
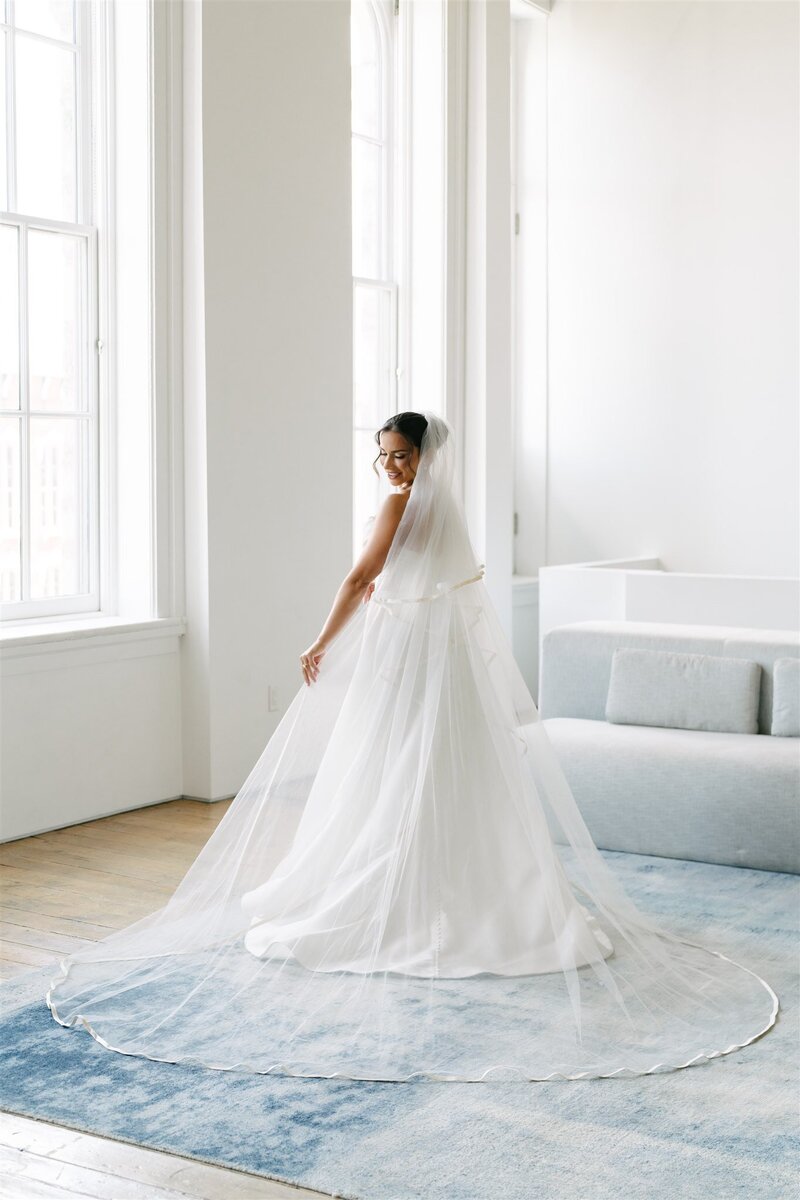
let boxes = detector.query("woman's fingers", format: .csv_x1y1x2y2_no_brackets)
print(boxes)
300,642,327,685
300,653,320,685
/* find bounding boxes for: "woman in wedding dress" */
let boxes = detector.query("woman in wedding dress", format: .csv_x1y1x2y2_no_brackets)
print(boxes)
47,410,779,1081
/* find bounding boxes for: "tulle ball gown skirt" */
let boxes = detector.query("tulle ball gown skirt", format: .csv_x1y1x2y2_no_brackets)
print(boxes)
46,583,779,1082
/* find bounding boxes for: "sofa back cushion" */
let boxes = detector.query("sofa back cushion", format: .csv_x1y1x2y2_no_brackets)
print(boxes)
539,621,800,733
604,648,762,734
771,657,800,736
722,632,800,734
539,623,729,723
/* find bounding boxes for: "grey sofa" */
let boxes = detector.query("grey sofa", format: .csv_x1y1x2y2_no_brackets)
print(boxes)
538,620,800,874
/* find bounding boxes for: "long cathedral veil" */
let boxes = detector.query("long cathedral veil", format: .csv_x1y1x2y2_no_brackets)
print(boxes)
46,411,779,1081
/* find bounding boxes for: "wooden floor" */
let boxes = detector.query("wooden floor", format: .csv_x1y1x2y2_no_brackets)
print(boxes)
0,800,331,1200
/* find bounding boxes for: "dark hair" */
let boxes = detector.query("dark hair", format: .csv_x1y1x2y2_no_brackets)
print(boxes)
372,411,428,478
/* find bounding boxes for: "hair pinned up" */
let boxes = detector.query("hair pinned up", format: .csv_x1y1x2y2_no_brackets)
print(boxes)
372,412,429,476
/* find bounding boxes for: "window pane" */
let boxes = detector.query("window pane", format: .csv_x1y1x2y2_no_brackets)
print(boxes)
29,415,87,598
353,427,382,561
354,284,392,428
28,229,86,412
351,2,381,141
0,416,21,601
16,35,77,222
352,137,383,279
0,33,7,211
0,224,20,410
14,0,75,43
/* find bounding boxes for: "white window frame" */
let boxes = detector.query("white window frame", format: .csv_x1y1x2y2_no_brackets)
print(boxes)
1,0,184,639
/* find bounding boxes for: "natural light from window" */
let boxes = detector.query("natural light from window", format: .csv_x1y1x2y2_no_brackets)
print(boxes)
350,0,397,561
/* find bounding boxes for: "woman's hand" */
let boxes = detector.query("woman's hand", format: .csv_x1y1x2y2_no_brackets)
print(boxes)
363,582,375,604
299,640,327,686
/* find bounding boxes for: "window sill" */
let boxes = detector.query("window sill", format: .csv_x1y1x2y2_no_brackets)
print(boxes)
0,615,187,663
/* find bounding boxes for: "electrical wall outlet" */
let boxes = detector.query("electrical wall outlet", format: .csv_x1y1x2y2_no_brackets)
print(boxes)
267,686,281,712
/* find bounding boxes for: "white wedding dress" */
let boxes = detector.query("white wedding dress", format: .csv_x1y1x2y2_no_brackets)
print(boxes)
47,412,779,1081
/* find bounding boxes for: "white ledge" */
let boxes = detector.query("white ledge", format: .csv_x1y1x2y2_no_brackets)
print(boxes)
0,615,187,653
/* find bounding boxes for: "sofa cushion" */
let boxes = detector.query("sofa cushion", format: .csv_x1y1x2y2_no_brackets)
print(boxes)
605,647,762,735
772,657,800,737
722,631,800,734
540,717,800,874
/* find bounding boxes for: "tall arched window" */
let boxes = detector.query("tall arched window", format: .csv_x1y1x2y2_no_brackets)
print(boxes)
351,0,397,559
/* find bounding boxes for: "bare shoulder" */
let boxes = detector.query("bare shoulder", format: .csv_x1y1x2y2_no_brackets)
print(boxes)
378,489,412,528
365,489,411,548
349,488,412,584
384,488,413,511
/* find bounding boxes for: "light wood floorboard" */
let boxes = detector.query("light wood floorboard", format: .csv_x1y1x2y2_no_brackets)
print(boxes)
0,800,334,1200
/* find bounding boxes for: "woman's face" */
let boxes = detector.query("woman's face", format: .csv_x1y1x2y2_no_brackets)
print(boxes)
378,431,419,488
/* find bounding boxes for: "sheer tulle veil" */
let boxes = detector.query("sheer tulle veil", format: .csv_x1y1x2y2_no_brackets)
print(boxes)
46,410,779,1081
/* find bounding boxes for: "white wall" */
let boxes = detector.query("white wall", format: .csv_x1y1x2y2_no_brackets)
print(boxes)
539,0,799,577
539,558,800,652
464,0,514,635
181,0,212,799
511,12,548,579
0,631,183,841
194,0,353,798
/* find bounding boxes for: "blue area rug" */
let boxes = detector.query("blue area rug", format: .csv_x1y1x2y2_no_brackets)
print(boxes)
1,850,797,1200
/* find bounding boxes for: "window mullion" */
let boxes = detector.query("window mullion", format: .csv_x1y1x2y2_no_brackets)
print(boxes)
5,4,15,211
87,223,99,601
389,279,398,412
74,0,92,602
18,217,29,602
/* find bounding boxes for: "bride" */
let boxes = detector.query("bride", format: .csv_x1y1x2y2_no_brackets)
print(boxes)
47,410,779,1081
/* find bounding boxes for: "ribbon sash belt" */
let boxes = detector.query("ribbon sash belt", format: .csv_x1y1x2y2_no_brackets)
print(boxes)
372,565,486,607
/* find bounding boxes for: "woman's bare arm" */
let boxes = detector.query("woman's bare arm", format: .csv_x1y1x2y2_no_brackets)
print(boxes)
299,491,410,685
